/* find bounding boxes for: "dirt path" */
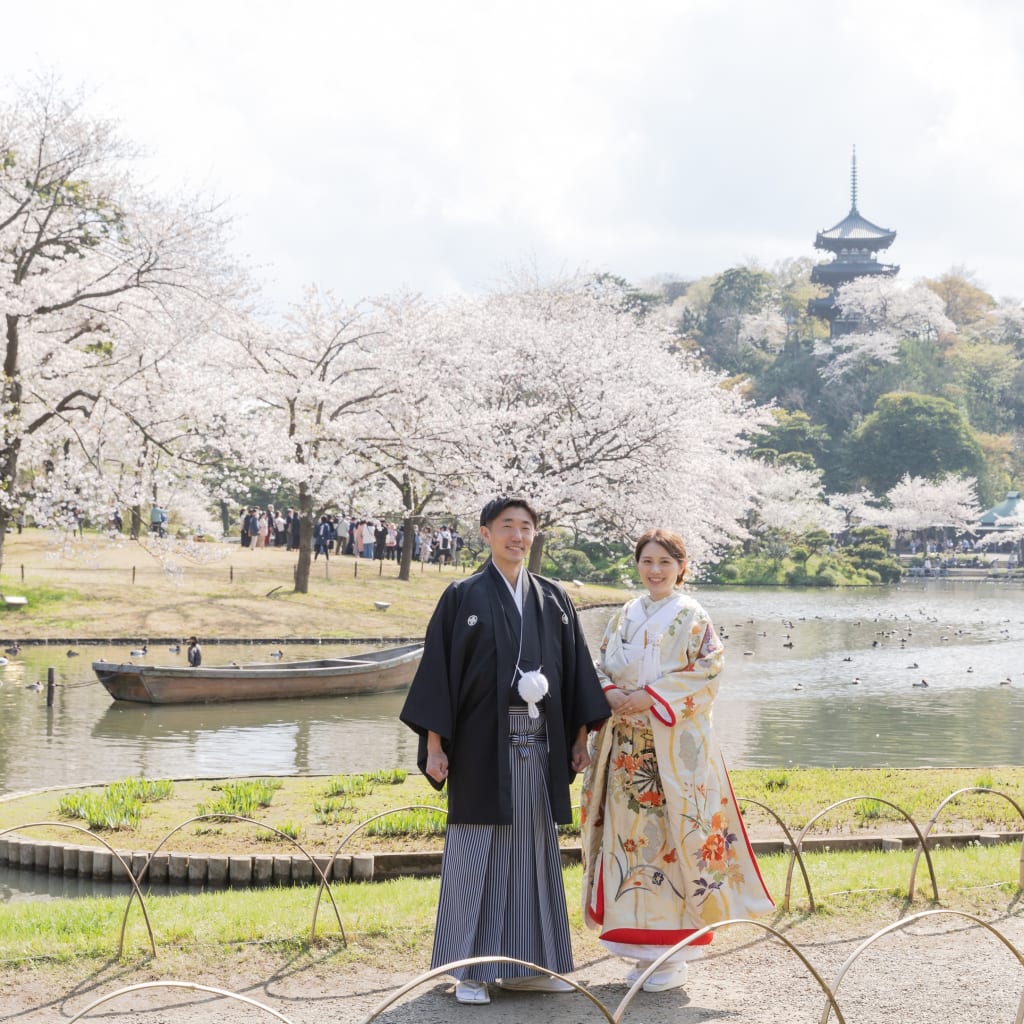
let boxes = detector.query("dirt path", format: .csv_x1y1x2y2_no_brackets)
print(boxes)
2,907,1022,1023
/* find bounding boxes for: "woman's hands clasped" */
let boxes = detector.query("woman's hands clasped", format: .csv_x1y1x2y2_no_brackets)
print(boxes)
605,686,655,717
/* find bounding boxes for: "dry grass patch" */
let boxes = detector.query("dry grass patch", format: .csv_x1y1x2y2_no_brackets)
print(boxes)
0,529,622,639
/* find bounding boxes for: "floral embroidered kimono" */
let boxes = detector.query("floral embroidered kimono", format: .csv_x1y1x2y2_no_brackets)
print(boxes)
580,591,773,963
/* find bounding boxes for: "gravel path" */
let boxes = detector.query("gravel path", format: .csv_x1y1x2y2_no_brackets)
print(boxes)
2,908,1022,1024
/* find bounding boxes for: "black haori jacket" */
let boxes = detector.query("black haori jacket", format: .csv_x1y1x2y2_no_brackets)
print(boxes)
400,563,608,825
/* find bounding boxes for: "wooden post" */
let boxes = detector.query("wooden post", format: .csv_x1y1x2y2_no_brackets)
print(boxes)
132,566,136,584
20,564,24,581
354,559,358,578
46,667,55,707
230,565,234,583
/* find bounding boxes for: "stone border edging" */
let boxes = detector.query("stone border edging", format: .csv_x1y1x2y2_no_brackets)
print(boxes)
2,830,1020,890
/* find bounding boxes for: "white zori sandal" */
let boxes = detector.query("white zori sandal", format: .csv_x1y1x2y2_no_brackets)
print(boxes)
455,979,491,1004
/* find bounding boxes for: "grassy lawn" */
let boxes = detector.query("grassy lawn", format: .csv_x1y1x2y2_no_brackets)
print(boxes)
0,528,625,639
3,767,1023,856
0,848,1020,965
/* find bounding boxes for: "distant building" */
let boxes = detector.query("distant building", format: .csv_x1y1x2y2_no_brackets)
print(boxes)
977,491,1022,532
809,148,899,337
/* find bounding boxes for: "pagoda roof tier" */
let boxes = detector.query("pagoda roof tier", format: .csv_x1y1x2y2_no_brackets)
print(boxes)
811,260,899,286
815,209,896,251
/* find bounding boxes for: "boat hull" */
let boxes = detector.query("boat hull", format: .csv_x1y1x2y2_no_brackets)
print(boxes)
92,643,423,704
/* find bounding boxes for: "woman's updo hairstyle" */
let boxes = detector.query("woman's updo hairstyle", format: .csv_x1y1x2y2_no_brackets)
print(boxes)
634,528,688,585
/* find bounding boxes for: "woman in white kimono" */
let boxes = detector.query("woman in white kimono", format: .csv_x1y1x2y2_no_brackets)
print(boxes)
580,528,773,993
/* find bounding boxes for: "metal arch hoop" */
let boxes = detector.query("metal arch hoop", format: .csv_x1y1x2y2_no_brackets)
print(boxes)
818,908,1024,1024
66,980,296,1024
311,804,448,942
356,955,615,1024
0,822,156,958
612,918,846,1024
783,795,939,909
119,813,345,953
907,787,1024,899
737,795,814,912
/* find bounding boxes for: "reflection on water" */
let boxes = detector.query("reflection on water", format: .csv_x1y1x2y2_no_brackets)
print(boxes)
0,580,1022,802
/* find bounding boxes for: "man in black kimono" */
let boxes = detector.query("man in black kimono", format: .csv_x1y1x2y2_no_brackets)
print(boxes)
400,497,608,1005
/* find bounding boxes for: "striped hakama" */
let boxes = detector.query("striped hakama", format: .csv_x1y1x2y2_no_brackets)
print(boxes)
431,708,574,982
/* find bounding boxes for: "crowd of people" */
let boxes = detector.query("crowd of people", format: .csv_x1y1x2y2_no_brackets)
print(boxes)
238,505,465,564
400,497,772,1006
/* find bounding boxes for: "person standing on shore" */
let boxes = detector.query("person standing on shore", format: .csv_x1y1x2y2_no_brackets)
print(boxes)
400,496,609,1006
580,528,772,993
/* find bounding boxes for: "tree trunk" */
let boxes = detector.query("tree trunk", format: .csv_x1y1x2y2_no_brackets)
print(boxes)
293,481,313,594
528,532,545,574
0,314,23,579
0,505,9,579
399,514,415,582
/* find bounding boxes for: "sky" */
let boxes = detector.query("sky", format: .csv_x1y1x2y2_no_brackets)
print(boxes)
5,0,1024,308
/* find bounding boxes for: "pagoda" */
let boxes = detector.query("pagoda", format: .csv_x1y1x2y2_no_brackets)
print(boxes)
809,148,899,337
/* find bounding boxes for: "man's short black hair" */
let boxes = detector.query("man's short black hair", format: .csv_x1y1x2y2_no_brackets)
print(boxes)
480,496,539,527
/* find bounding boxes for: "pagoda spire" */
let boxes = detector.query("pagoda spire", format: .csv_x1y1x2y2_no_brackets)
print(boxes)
850,145,858,213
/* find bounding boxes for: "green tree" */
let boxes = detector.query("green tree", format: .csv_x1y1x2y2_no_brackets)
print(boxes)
922,268,996,330
697,266,776,375
851,392,984,493
748,409,830,472
949,340,1022,434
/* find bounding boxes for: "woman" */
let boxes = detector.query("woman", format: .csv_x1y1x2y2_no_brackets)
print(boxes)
580,528,772,993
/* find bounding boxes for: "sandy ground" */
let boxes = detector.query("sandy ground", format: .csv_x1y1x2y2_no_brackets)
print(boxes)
2,907,1022,1024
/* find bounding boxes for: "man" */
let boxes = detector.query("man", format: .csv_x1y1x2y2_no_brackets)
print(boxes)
400,496,608,1006
186,636,202,667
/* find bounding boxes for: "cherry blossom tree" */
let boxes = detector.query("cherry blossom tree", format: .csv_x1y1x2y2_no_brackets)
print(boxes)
435,274,772,568
869,473,980,537
741,462,843,537
737,309,788,353
0,76,245,575
813,277,956,383
222,288,401,593
826,489,881,535
353,297,483,581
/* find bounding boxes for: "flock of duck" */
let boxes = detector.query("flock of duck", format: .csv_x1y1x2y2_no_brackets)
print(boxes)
718,612,1018,693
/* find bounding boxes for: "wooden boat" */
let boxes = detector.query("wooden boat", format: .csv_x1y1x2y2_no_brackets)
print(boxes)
92,642,423,705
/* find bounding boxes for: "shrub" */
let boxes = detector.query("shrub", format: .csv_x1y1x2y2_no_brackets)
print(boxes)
323,774,376,798
855,798,885,823
815,567,844,587
365,808,447,837
255,820,301,841
313,797,356,825
198,779,283,819
763,771,790,792
58,791,142,831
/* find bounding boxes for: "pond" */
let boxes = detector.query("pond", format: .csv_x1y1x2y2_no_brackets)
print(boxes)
2,578,1022,902
1,580,1023,803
